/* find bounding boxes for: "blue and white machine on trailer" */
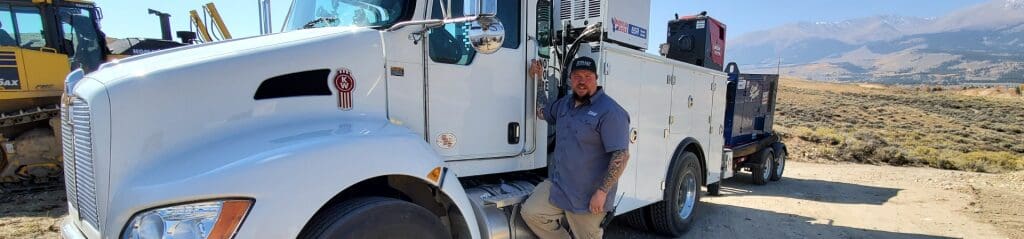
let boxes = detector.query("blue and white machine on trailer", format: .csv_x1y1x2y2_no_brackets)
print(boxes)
707,63,787,195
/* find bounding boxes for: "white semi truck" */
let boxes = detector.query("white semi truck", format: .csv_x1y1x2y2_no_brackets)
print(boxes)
58,0,784,238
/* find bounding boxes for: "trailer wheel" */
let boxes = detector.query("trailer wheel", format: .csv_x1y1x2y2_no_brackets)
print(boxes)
647,151,701,237
770,150,786,181
706,182,721,196
298,197,449,239
751,149,773,185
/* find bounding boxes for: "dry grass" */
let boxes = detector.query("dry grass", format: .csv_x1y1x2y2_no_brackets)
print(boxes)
0,190,65,239
776,78,1024,173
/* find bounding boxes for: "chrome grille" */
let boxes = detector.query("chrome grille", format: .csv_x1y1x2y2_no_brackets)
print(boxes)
61,104,78,213
62,97,100,228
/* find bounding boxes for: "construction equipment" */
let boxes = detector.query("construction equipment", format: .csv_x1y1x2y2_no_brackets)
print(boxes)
189,2,232,43
0,0,109,191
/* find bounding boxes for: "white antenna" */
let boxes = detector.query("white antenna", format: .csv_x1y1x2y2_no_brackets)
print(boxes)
777,57,781,75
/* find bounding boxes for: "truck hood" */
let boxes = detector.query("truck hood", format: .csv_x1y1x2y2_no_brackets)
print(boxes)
70,26,390,234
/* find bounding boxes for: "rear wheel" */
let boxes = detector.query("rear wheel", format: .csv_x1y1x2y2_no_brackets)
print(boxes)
621,208,650,231
298,197,449,239
770,150,786,181
647,151,701,237
751,149,773,185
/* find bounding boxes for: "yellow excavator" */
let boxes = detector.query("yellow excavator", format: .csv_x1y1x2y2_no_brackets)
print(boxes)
0,0,108,191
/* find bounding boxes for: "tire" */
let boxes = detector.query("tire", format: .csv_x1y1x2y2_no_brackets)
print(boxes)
647,151,702,237
621,208,650,231
706,182,721,196
298,197,449,239
770,150,786,181
751,149,774,185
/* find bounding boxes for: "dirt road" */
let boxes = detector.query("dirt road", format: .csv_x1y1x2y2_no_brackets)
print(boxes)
2,161,1021,238
608,161,1023,239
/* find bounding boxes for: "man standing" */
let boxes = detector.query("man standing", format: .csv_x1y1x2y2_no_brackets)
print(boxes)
521,57,630,239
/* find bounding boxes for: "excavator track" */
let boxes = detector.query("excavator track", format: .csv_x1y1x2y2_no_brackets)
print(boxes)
1,104,63,195
0,104,60,128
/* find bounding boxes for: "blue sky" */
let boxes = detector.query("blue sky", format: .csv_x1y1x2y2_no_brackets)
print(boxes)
95,0,989,42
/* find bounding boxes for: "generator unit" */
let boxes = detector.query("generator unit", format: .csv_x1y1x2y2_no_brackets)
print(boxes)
663,12,727,71
724,73,779,147
553,0,651,49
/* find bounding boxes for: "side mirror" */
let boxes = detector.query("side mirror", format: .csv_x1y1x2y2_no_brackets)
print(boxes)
468,15,504,54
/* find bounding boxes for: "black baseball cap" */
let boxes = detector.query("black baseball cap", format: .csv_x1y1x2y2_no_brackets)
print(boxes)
570,57,598,74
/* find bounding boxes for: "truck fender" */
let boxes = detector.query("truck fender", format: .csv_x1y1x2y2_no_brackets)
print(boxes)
669,137,707,186
115,119,481,239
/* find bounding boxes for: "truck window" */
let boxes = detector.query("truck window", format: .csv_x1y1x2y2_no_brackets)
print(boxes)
12,7,47,49
496,0,519,49
428,0,521,65
428,0,475,65
535,0,551,58
59,7,103,72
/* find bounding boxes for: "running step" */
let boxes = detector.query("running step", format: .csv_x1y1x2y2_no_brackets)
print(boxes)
480,190,532,208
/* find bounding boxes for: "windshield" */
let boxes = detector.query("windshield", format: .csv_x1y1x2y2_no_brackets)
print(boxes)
284,0,413,31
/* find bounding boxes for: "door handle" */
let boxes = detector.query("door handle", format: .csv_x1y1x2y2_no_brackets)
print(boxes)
39,47,58,53
508,122,520,144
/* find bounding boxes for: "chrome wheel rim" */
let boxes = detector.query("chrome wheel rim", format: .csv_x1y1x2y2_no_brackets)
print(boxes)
762,154,773,180
677,173,697,219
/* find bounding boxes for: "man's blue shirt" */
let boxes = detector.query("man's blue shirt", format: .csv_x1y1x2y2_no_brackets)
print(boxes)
543,87,630,213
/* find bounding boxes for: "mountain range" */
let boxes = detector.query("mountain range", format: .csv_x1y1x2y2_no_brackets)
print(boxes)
731,0,1024,84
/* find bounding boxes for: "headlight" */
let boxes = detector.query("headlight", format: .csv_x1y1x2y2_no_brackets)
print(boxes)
122,199,252,239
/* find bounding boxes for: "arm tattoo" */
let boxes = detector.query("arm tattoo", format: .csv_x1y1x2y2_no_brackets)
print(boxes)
535,74,549,120
599,149,630,192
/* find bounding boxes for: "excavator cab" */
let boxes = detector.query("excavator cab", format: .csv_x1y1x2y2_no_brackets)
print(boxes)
0,0,106,96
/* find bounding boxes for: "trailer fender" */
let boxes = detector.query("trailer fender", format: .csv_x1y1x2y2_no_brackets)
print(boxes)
772,141,788,159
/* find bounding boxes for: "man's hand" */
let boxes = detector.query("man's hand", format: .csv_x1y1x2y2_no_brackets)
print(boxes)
589,189,607,214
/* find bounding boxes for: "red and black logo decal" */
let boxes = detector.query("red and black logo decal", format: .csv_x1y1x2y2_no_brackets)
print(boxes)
334,68,356,110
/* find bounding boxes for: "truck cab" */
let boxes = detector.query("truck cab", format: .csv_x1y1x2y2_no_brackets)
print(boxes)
59,0,730,238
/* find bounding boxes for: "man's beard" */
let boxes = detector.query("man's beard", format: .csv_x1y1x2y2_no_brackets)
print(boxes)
573,89,591,102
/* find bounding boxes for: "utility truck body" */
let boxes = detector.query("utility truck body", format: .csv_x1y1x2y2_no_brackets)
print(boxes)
57,0,769,238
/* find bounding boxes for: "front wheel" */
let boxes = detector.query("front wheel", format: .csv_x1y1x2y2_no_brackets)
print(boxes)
297,197,449,239
647,151,701,237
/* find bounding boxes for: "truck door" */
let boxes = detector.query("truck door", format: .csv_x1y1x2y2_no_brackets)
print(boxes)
425,0,526,159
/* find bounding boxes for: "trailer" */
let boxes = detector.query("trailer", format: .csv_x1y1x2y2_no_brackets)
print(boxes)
57,0,783,238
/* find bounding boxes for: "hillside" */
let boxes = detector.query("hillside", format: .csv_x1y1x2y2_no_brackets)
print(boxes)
731,0,1024,84
775,77,1024,172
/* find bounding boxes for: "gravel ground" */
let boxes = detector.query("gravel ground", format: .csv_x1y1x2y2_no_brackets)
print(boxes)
607,161,1023,239
1,161,1021,239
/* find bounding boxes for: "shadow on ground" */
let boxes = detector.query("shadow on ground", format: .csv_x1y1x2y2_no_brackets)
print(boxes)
605,201,956,239
716,172,901,205
0,189,66,219
605,172,934,238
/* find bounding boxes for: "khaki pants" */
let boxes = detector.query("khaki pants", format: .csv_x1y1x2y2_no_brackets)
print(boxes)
521,180,606,239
